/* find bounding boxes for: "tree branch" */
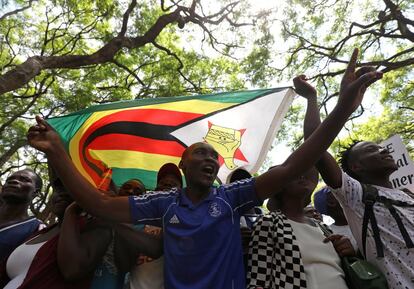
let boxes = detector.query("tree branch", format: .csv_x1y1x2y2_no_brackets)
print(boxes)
0,139,27,168
112,59,146,87
118,0,137,37
0,0,36,22
0,0,245,96
383,0,414,41
152,41,200,92
0,75,54,136
399,106,414,112
0,7,183,95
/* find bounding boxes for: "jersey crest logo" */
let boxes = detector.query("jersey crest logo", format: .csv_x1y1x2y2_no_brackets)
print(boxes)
169,214,180,224
208,202,222,217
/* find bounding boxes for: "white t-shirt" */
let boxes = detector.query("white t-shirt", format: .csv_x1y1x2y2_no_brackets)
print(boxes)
331,172,414,289
287,219,349,289
129,225,163,289
330,224,359,252
130,257,163,289
5,240,46,289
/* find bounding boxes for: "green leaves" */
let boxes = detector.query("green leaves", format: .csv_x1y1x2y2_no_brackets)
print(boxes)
275,0,413,156
0,0,263,177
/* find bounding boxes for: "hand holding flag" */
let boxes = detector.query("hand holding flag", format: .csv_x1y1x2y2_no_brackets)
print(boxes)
27,116,63,154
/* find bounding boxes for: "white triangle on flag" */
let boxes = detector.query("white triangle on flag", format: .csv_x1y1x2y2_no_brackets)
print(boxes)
171,88,295,183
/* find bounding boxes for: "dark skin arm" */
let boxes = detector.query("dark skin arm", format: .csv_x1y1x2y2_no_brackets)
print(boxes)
294,74,343,189
26,128,131,222
254,49,382,198
113,224,163,272
57,202,112,281
114,232,136,273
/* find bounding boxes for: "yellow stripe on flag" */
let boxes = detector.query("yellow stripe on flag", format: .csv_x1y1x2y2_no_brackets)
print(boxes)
69,110,123,184
144,100,235,114
88,149,182,172
68,99,234,182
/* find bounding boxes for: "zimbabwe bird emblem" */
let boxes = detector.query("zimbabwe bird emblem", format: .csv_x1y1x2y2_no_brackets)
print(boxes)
203,122,247,170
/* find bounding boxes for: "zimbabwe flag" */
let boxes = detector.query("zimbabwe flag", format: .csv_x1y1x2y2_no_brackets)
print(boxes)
48,88,294,189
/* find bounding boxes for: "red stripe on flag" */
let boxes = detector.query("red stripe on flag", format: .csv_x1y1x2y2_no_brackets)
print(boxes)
77,108,202,186
84,146,109,183
88,134,185,157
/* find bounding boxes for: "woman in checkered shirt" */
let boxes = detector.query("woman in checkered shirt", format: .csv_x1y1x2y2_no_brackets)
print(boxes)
246,167,355,289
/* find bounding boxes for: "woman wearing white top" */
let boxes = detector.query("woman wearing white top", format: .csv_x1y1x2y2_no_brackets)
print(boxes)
246,167,355,289
0,179,112,289
246,74,357,289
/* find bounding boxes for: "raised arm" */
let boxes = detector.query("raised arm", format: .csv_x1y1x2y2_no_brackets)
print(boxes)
254,49,382,199
57,202,112,281
27,117,132,222
294,75,343,188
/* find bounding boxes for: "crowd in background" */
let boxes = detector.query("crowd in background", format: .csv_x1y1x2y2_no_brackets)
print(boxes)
0,49,413,289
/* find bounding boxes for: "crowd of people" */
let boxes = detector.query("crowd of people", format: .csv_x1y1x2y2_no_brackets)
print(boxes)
0,49,413,289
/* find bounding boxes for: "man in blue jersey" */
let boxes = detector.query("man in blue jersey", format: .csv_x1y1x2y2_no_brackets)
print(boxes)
27,49,382,289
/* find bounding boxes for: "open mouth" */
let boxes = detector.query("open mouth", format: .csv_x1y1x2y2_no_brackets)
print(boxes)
2,185,19,192
382,155,394,160
202,165,215,176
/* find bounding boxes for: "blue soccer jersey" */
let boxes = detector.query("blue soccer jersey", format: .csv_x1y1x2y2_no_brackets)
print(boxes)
0,217,42,261
128,178,261,289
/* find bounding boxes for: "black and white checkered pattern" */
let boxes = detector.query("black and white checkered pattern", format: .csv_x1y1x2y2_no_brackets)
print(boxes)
246,211,307,289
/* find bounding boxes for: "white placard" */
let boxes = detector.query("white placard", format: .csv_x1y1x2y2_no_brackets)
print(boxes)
380,135,414,192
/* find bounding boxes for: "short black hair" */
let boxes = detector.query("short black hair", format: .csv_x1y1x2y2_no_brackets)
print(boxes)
229,168,252,183
338,140,362,180
21,168,43,192
122,178,145,188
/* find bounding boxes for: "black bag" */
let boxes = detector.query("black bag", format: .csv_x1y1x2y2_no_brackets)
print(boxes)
345,183,414,289
316,215,389,289
341,256,388,289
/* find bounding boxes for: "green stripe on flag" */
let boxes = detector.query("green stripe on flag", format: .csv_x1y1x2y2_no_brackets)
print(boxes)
48,88,288,117
111,168,162,190
205,88,278,103
48,113,92,150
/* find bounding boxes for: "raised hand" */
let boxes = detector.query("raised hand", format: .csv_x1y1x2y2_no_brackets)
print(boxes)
293,74,317,99
338,48,383,113
27,115,62,153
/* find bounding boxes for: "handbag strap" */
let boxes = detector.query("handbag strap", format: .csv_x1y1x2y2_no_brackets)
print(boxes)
362,183,414,258
380,197,414,249
361,184,384,258
314,220,332,238
377,195,414,207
